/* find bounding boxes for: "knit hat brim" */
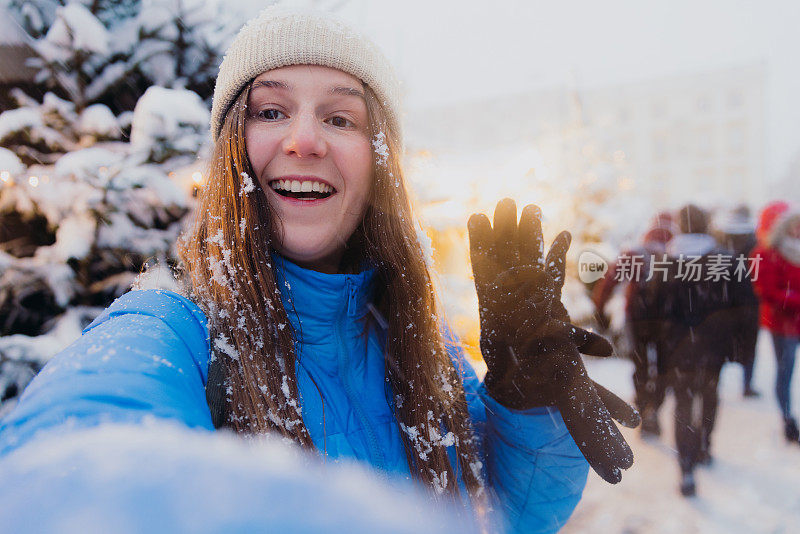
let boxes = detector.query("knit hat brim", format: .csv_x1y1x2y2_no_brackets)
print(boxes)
210,6,402,142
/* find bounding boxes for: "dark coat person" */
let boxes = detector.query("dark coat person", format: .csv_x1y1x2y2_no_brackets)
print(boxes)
658,204,741,497
592,212,677,436
713,205,760,397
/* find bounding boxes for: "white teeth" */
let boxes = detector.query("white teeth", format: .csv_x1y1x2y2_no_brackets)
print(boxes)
270,179,334,194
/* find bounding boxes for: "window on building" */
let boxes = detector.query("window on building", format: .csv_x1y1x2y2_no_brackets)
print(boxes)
696,94,712,113
727,89,745,110
727,121,747,155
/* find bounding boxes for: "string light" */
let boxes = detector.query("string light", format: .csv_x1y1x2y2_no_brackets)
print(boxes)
0,171,9,182
192,171,203,185
29,176,39,187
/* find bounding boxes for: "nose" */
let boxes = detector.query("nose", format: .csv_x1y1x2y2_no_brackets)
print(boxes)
282,112,327,158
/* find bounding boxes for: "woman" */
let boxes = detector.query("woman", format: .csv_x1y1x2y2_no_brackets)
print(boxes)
753,201,800,443
0,7,637,532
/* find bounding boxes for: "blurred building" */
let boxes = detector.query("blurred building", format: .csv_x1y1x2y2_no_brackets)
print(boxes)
406,63,766,210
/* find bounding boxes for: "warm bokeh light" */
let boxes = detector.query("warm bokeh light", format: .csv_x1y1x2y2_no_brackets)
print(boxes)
28,176,39,188
618,176,635,191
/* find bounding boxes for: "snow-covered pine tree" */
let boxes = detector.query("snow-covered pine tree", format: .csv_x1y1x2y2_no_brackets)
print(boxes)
6,0,234,113
0,0,240,412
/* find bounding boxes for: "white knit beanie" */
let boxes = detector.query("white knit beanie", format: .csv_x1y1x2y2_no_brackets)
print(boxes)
211,6,402,142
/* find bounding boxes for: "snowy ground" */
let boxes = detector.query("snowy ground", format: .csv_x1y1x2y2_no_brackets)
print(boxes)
565,330,800,534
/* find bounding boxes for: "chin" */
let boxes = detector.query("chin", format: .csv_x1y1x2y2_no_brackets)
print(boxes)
275,236,344,271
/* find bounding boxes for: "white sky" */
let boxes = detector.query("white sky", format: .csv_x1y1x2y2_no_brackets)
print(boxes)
253,0,800,184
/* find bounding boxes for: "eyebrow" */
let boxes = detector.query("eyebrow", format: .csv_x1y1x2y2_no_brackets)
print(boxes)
251,80,289,91
250,79,365,100
330,86,365,99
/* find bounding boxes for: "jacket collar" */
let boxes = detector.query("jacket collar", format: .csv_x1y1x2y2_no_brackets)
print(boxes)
272,253,378,342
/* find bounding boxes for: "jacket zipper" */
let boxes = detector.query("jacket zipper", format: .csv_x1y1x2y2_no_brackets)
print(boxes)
337,279,386,472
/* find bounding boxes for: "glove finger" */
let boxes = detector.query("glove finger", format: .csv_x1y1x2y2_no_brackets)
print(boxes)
593,380,641,428
492,198,518,269
559,374,634,482
551,300,571,323
560,399,630,483
568,326,614,357
545,231,571,291
542,320,612,357
518,204,544,267
468,213,495,287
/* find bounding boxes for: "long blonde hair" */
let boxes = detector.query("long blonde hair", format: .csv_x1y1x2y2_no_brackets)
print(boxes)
179,80,484,501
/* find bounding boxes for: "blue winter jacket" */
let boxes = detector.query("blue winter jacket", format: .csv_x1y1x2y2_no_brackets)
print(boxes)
0,256,588,533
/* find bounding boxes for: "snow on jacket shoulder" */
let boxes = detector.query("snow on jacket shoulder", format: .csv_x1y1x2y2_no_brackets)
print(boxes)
0,260,588,534
0,290,215,453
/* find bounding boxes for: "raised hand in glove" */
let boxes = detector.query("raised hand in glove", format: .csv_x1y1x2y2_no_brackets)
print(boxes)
468,198,640,484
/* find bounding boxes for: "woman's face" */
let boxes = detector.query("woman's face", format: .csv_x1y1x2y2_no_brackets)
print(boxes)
245,65,373,273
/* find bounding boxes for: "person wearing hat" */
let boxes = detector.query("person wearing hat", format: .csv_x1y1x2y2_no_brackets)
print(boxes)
0,7,638,532
712,205,760,398
753,201,800,444
658,204,746,496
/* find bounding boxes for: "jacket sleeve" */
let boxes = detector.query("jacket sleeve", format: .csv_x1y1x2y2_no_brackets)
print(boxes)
0,289,214,455
590,259,620,311
447,340,588,534
753,250,800,313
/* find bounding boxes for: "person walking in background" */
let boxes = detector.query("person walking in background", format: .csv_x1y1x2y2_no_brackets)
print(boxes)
713,205,761,398
659,204,740,497
752,201,800,444
592,211,677,437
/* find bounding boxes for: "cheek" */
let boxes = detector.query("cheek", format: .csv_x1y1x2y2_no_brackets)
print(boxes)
244,129,279,178
339,139,374,202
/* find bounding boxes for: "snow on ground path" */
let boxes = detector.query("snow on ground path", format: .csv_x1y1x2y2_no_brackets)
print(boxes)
564,331,800,534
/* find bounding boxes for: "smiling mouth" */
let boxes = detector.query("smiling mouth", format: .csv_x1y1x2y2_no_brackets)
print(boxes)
269,179,336,200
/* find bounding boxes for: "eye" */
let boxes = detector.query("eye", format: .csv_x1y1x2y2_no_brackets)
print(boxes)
254,108,286,121
327,115,355,128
